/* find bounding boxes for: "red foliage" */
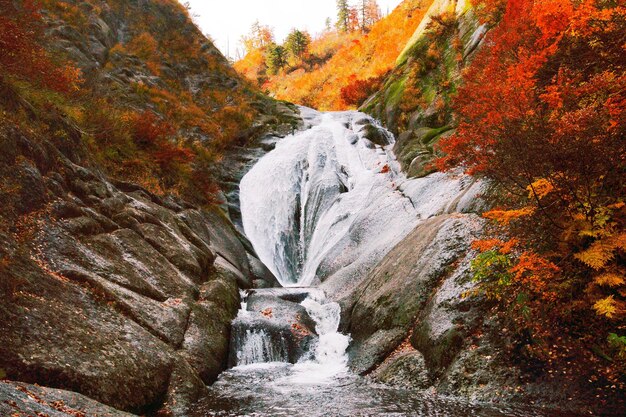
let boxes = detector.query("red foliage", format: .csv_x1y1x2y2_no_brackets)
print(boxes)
436,0,625,214
129,111,175,149
0,0,81,92
152,142,194,169
340,74,386,107
437,0,626,389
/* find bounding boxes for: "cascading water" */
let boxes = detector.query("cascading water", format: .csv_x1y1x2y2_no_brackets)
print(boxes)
230,290,291,365
229,287,350,383
240,108,483,290
192,108,569,417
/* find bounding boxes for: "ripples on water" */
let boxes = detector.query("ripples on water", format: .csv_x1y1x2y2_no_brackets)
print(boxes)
191,363,571,417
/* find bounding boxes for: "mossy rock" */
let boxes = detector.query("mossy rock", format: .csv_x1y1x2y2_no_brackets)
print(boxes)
394,126,453,177
362,124,390,147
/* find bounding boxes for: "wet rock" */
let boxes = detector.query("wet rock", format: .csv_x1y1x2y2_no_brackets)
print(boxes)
247,293,317,333
0,130,259,415
0,252,175,412
180,207,252,278
215,256,251,289
160,360,209,417
14,161,47,215
182,270,240,383
347,328,406,374
247,253,280,288
0,381,135,417
372,351,431,389
52,200,85,219
135,222,205,281
360,123,390,147
346,214,483,375
229,292,318,366
62,215,105,235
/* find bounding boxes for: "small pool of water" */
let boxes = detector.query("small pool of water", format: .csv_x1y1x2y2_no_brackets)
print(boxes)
190,363,569,417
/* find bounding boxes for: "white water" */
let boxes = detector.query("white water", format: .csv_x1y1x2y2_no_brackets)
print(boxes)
197,110,562,417
240,107,483,289
289,291,350,383
231,288,350,383
231,290,291,366
236,329,289,366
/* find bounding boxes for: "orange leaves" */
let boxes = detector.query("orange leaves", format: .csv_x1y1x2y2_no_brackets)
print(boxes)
127,32,159,61
527,178,555,200
531,0,574,47
594,272,626,289
240,0,430,110
437,0,625,380
472,238,518,254
483,207,535,224
510,251,559,298
472,239,505,252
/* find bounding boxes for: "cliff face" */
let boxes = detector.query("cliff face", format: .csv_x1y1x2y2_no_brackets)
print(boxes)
34,0,299,206
362,0,486,178
0,1,288,415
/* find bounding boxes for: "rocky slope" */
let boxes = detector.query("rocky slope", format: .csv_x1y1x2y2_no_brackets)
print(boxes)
0,120,280,415
0,0,292,415
343,213,597,411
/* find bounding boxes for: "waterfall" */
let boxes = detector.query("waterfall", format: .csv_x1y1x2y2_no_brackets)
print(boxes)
240,108,482,289
229,288,350,381
234,329,290,366
289,293,350,383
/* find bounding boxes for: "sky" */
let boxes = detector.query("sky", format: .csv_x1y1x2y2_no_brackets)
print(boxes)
183,0,404,60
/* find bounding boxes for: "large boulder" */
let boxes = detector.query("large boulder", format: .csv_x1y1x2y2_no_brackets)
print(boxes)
345,214,483,375
372,351,431,389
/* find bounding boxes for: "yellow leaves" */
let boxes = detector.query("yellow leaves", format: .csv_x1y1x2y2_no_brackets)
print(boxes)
527,178,554,200
594,272,625,288
593,296,622,319
575,240,616,270
575,233,625,270
483,207,535,224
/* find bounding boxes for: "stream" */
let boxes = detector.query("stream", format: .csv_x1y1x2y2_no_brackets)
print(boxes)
192,109,572,416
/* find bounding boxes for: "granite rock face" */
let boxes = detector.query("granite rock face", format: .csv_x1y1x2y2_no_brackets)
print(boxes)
0,126,274,415
345,214,484,376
